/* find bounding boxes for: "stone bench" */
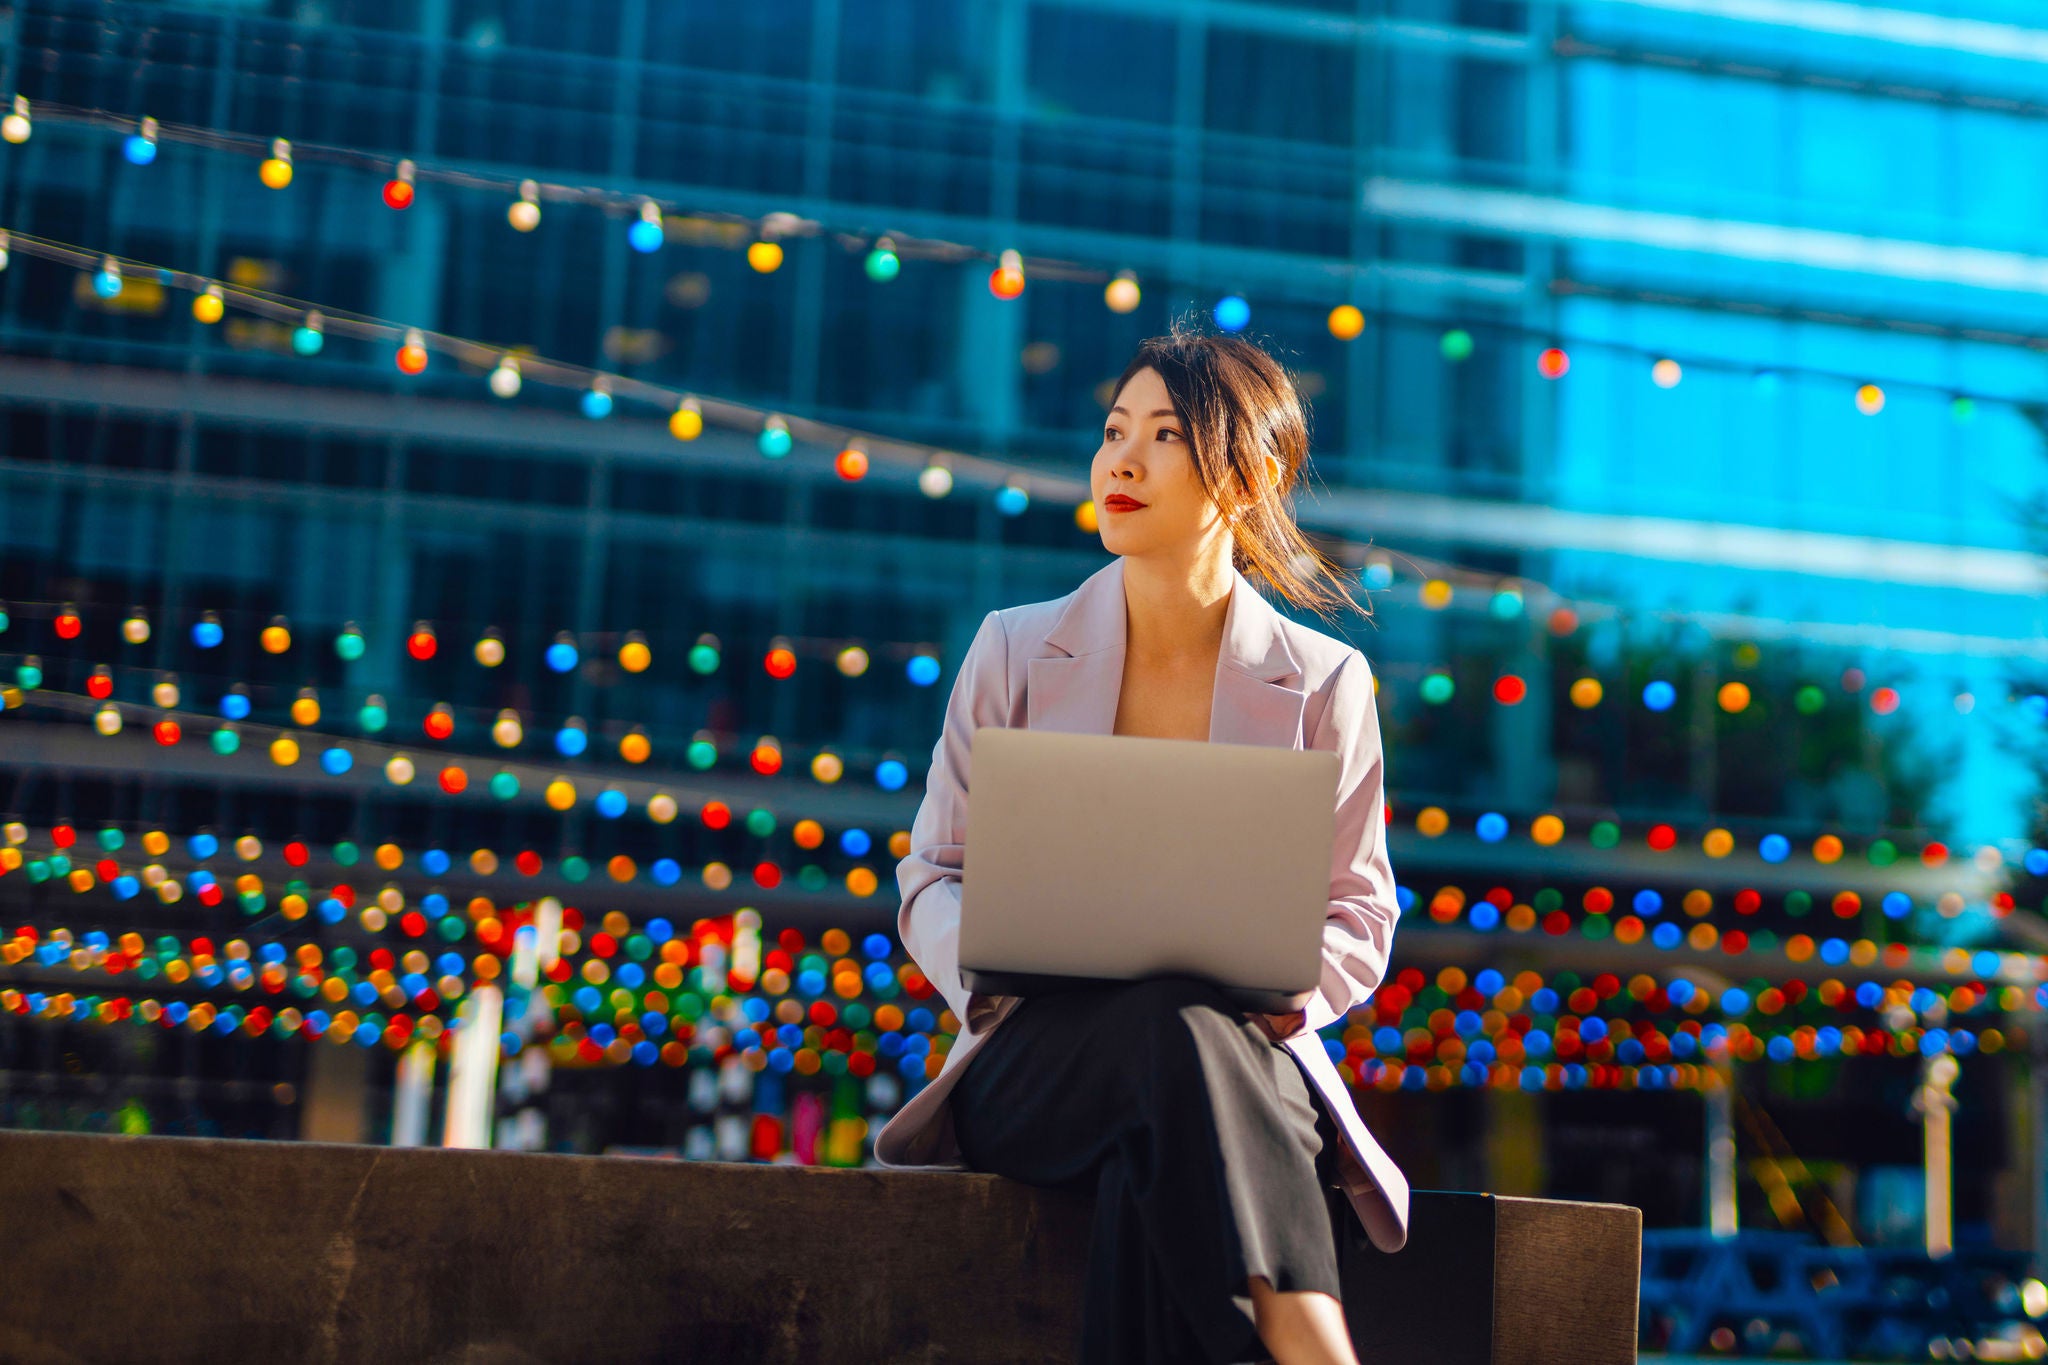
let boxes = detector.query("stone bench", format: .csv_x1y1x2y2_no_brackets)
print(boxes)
0,1129,1640,1363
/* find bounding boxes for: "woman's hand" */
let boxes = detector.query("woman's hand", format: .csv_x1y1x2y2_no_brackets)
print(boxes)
1248,1007,1307,1043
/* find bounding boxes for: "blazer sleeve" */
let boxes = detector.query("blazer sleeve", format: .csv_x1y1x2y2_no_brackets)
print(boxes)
1301,647,1400,1034
896,607,1011,1033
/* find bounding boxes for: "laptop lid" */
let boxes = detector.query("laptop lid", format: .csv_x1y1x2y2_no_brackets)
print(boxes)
958,726,1338,1000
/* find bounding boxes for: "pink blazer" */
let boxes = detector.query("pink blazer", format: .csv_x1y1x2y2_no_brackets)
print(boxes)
873,554,1411,1253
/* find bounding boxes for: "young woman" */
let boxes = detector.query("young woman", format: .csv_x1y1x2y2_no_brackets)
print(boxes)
874,326,1408,1365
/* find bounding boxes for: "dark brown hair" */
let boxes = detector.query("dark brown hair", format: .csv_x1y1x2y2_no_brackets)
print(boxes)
1110,321,1366,625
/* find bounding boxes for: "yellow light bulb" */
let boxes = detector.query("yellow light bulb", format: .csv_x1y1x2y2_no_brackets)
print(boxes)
259,138,293,189
669,400,704,441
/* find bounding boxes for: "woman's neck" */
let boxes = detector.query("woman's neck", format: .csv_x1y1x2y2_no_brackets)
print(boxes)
1120,553,1231,666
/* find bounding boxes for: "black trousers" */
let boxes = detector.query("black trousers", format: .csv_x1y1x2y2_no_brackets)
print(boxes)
950,975,1349,1365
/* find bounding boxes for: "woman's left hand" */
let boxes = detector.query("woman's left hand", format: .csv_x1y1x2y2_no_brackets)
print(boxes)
1248,1007,1307,1043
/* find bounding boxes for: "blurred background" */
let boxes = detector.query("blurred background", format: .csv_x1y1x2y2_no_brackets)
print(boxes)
1,0,2047,1358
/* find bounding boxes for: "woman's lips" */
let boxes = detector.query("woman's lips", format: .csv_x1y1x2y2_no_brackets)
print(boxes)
1104,497,1147,512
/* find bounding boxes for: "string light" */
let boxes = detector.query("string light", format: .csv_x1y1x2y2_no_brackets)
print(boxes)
1856,383,1886,415
918,462,953,498
988,248,1024,300
91,256,121,299
834,444,867,481
508,179,541,232
1538,347,1570,380
382,158,415,211
258,138,292,189
758,415,792,458
1213,295,1250,332
1652,357,1682,389
192,283,223,324
669,397,703,441
10,99,2039,458
629,200,664,253
123,116,158,165
488,357,521,398
396,328,428,375
4,205,2015,593
1104,269,1140,314
1328,304,1365,341
291,311,324,356
864,237,900,282
0,230,10,272
580,379,613,420
746,240,783,273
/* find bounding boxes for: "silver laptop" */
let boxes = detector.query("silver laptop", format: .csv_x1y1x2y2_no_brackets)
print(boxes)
957,726,1339,1013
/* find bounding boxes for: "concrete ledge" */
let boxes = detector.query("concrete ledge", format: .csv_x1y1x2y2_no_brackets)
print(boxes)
0,1129,1639,1364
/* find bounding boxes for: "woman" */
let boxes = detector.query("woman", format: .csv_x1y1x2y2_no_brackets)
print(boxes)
874,326,1407,1365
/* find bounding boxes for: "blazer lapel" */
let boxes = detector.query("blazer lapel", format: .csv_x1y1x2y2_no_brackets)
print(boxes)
1026,555,1309,748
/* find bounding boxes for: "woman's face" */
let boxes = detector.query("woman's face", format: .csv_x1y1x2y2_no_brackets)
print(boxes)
1091,365,1228,560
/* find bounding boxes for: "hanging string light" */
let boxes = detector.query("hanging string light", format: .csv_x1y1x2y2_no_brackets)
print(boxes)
395,327,427,375
758,415,792,458
508,179,541,232
863,237,899,282
123,116,158,165
669,397,704,441
988,248,1024,300
382,158,416,211
258,138,292,189
1,96,31,145
1104,269,1140,314
488,356,521,398
628,200,664,253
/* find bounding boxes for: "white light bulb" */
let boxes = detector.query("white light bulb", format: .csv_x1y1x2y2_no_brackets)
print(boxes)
489,358,521,398
2,96,31,145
